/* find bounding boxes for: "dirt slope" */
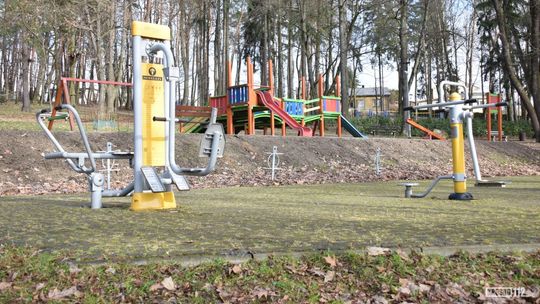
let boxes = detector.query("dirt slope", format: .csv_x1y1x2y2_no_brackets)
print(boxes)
0,130,539,195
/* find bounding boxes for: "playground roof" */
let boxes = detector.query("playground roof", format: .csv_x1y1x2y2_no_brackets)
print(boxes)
351,87,391,97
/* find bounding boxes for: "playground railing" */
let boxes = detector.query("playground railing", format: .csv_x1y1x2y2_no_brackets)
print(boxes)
304,106,321,115
227,84,249,105
209,95,228,115
175,105,214,118
303,99,320,116
282,98,304,116
322,96,341,113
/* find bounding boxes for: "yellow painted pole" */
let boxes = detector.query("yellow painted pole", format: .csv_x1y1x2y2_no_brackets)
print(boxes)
448,92,472,200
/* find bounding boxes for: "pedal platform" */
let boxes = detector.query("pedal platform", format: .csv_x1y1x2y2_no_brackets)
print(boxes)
475,180,510,188
171,174,190,191
199,123,225,158
141,166,165,193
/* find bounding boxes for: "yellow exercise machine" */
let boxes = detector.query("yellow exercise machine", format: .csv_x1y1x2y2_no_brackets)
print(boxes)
36,21,225,210
402,81,507,200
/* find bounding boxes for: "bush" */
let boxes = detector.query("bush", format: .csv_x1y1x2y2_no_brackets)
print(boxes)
349,116,535,138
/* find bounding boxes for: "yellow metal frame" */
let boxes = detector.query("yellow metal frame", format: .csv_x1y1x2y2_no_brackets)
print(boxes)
448,92,469,198
132,21,171,41
131,192,176,211
131,21,176,211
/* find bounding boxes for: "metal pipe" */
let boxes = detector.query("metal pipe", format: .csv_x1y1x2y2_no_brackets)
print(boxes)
438,81,468,104
149,42,221,176
44,152,132,160
411,175,453,198
463,111,482,182
60,104,97,173
102,181,135,197
409,99,470,111
132,35,144,193
36,111,82,173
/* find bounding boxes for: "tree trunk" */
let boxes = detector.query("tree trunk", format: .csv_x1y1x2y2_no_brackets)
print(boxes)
338,0,349,115
214,0,222,95
287,0,293,97
399,0,410,136
276,11,284,97
492,0,540,141
223,0,229,93
21,36,31,112
529,0,540,128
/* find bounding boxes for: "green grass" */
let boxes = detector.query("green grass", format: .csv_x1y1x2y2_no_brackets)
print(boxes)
0,176,539,262
0,245,538,302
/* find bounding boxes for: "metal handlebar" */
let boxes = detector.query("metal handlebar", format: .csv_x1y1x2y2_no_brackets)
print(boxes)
36,104,97,173
404,98,478,112
439,81,468,103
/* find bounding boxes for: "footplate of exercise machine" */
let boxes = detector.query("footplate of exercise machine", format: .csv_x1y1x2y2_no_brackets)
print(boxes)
171,174,190,191
141,166,165,192
475,180,510,187
199,123,225,158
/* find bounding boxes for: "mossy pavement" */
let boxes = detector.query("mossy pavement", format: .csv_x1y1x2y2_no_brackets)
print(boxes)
0,176,539,262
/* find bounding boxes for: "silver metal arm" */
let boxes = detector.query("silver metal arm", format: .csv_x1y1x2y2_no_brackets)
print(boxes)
60,104,97,172
36,110,81,173
411,175,453,198
462,111,482,182
149,42,223,176
102,181,135,197
438,81,468,103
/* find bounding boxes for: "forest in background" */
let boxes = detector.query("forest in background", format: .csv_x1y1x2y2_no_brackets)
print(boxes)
0,0,539,140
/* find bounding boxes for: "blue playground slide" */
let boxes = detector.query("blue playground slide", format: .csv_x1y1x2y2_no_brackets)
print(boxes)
341,115,367,138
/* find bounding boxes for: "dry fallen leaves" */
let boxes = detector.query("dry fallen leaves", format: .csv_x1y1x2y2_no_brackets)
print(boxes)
47,286,80,299
367,247,391,256
0,282,12,292
231,264,242,274
35,283,45,291
68,263,81,275
161,276,176,291
149,283,162,292
324,256,337,268
324,271,335,283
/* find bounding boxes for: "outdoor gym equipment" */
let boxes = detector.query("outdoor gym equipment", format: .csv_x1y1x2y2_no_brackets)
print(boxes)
36,21,225,210
403,81,507,200
485,93,506,141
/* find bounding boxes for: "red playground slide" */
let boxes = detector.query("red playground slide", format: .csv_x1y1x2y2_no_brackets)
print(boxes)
406,118,445,140
255,90,312,136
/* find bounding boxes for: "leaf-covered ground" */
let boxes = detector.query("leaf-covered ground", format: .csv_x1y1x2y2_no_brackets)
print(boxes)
0,245,538,303
0,176,539,263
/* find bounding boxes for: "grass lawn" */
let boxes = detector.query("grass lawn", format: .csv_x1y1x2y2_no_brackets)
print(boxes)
0,176,539,262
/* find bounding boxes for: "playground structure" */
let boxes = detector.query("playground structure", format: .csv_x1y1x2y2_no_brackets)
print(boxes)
403,81,508,200
46,77,132,131
177,58,367,138
406,118,445,140
485,93,506,141
36,21,225,211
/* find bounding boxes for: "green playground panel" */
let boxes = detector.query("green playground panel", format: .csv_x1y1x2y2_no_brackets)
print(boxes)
322,112,341,117
47,113,69,121
303,114,321,124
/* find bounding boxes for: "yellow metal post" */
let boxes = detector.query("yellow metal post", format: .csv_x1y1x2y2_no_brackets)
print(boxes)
448,92,472,200
131,21,176,211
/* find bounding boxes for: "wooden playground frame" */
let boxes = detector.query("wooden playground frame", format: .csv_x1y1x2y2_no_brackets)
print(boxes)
47,77,132,131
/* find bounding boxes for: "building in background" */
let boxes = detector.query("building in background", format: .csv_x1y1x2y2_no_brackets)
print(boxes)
349,87,393,117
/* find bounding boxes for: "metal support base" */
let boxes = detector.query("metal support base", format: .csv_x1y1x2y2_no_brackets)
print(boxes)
400,182,419,198
89,173,105,209
448,192,473,200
